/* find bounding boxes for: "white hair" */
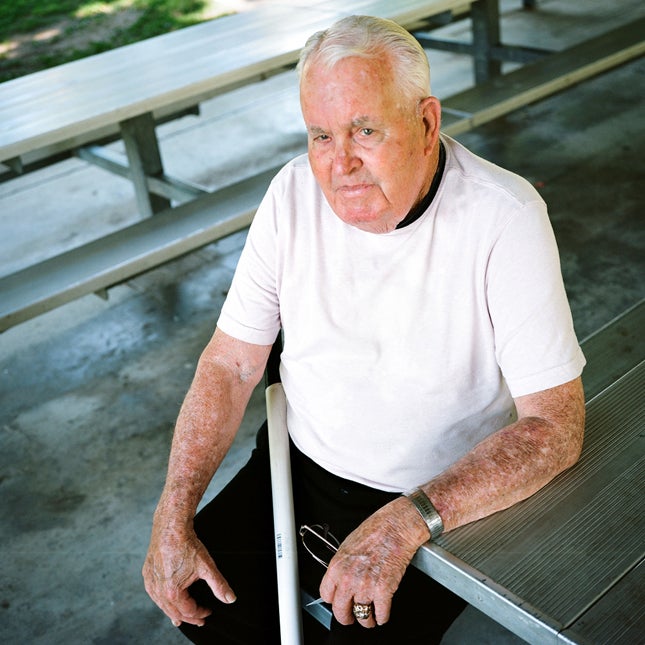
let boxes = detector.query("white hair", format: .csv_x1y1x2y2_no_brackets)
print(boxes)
297,15,431,102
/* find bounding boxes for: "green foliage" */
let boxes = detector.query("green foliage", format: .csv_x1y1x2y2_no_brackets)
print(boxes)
129,0,210,38
0,0,230,83
0,0,119,37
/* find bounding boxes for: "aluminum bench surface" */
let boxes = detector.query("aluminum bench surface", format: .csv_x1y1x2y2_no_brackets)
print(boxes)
0,0,470,167
411,303,644,643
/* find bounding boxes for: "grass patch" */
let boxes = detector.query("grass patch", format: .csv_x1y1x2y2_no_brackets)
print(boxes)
0,0,233,83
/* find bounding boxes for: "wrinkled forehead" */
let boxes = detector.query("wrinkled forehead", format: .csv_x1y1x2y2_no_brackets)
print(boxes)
300,47,392,85
300,56,415,125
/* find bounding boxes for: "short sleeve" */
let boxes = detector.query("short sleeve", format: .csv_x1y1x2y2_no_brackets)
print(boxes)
216,178,282,346
486,201,586,397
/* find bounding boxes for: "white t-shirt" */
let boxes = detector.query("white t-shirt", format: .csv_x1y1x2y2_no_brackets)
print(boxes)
218,135,585,492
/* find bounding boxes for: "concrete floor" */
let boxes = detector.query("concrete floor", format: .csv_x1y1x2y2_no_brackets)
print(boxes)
1,1,643,643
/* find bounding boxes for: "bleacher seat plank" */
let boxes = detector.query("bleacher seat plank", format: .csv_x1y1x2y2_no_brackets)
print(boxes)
0,166,281,332
441,17,645,136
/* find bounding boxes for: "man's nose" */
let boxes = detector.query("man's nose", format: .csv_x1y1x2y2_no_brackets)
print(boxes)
332,140,361,175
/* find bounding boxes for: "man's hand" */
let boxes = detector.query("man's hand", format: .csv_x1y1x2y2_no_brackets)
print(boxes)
319,497,428,628
142,522,236,627
141,330,271,627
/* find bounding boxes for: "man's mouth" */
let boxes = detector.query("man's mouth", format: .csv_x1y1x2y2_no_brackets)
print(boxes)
336,183,374,197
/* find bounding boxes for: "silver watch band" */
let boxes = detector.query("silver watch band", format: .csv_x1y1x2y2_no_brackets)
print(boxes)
404,488,444,540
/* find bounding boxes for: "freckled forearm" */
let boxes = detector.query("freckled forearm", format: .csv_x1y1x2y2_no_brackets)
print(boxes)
156,376,244,523
423,416,583,532
412,378,586,534
156,337,268,526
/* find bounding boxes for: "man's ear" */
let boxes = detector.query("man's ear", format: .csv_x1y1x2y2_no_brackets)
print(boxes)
419,96,442,152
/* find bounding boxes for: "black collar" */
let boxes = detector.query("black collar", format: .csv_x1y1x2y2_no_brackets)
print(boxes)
396,140,445,230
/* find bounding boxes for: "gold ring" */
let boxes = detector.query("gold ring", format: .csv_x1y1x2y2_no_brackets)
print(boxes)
352,603,372,620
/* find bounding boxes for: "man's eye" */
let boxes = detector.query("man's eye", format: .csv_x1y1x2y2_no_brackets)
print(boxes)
360,128,374,136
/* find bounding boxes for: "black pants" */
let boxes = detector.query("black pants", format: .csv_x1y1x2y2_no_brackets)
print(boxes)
179,424,465,644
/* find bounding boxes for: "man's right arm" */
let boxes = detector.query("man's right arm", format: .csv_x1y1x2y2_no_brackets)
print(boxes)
142,327,272,627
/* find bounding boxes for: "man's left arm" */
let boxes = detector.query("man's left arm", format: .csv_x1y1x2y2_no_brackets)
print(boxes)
320,376,585,626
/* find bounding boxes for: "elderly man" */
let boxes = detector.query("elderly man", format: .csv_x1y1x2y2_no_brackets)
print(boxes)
143,15,585,644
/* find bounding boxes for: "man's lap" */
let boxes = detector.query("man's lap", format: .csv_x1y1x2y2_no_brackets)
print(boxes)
179,424,465,644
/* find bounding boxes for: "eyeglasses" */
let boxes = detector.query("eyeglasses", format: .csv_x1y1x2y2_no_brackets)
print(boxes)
299,523,339,569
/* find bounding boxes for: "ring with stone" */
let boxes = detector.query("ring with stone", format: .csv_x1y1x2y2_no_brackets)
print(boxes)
352,602,373,620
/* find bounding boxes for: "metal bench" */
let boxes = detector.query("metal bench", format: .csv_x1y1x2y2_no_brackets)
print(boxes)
1,5,643,333
0,0,481,195
0,165,281,332
440,17,645,137
0,0,499,334
411,300,645,643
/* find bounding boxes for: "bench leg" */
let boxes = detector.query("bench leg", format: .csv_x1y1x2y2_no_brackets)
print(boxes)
471,0,502,84
120,113,171,217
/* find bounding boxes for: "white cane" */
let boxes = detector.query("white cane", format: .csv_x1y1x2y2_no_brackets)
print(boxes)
266,337,303,644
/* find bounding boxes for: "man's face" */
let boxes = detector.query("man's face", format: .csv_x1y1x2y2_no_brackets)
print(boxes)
300,55,440,234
